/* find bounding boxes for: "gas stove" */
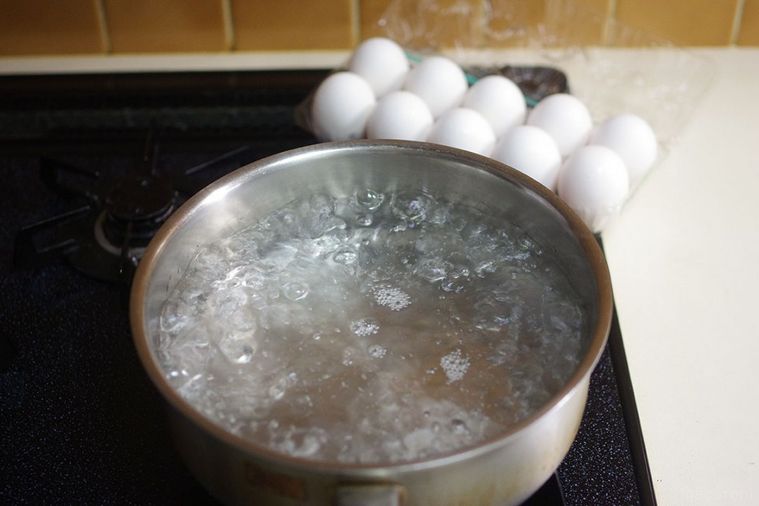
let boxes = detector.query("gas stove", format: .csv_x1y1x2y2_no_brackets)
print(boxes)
0,70,653,505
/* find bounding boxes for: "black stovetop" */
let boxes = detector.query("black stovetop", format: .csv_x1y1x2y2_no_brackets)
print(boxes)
0,70,653,505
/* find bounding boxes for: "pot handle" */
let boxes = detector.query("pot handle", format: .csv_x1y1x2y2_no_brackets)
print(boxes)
335,483,405,506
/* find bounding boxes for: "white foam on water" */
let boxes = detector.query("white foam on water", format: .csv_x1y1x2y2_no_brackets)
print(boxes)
372,286,411,311
350,318,379,337
367,344,387,359
440,349,470,384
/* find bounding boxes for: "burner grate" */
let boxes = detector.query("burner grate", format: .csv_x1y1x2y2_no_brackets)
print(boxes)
13,135,258,282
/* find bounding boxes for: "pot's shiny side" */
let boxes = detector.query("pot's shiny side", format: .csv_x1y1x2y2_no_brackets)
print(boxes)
169,378,589,506
131,140,612,506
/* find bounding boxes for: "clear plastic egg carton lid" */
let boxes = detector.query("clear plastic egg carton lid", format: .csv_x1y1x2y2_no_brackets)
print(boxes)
377,0,713,149
295,0,714,215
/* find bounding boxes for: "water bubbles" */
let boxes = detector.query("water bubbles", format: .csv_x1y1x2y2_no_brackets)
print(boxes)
308,194,334,220
237,345,255,364
372,285,411,311
350,318,379,337
428,204,450,225
392,193,431,224
209,287,248,320
311,234,343,256
160,299,190,334
218,331,257,364
356,189,385,211
414,257,450,283
241,269,266,289
438,264,468,293
440,349,471,383
268,372,298,401
450,418,470,435
342,348,356,366
282,281,309,301
261,243,298,271
157,186,587,465
474,259,496,277
356,214,374,226
367,344,387,359
333,248,358,265
440,278,463,293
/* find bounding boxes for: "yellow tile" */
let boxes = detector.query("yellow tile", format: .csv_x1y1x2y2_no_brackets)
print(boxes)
0,0,104,55
738,0,759,45
375,0,487,49
543,0,611,46
616,0,739,46
578,0,611,14
359,0,610,48
105,0,226,53
360,0,393,39
464,0,552,48
232,0,354,50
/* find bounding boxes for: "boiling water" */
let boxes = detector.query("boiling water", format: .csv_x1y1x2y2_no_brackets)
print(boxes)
157,189,588,464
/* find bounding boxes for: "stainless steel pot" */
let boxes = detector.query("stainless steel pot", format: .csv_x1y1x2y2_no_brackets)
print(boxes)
130,140,612,506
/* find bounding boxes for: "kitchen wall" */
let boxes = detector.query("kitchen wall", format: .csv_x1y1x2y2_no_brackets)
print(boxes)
0,0,757,57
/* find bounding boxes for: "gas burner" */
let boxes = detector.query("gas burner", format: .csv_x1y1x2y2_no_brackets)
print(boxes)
14,137,255,283
96,174,177,258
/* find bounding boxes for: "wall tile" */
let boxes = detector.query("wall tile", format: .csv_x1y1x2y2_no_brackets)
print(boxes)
358,0,612,49
484,0,546,47
365,0,487,49
439,0,608,48
0,0,104,55
360,0,393,40
539,0,612,46
105,0,226,53
232,0,354,50
738,0,759,45
616,0,739,46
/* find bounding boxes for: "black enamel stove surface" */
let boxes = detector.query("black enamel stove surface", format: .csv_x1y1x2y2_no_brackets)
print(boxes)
0,71,653,505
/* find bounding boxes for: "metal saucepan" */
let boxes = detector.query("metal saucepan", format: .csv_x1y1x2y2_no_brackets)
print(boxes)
130,140,612,505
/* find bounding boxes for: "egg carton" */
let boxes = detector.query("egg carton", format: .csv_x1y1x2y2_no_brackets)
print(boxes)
294,0,713,232
375,0,713,148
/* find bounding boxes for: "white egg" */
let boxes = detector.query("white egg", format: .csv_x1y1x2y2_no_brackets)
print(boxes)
463,75,526,137
527,93,592,157
403,56,468,118
491,125,562,191
558,145,630,233
311,72,376,142
348,38,409,97
590,113,658,189
366,91,434,141
427,108,496,156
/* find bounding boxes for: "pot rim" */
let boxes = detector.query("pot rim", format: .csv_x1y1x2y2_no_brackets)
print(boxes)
130,139,612,475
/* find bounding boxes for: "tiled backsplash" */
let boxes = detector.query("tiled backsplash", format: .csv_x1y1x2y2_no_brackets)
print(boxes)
0,0,757,56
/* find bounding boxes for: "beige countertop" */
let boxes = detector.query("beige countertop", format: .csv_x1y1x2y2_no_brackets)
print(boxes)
603,47,759,505
2,46,756,505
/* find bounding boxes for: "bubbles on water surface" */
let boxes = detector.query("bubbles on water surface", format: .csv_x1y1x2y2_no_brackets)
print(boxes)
333,248,358,265
356,214,374,226
367,344,387,359
355,189,385,211
157,186,587,465
372,285,411,311
440,349,471,383
282,281,309,301
350,318,379,337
